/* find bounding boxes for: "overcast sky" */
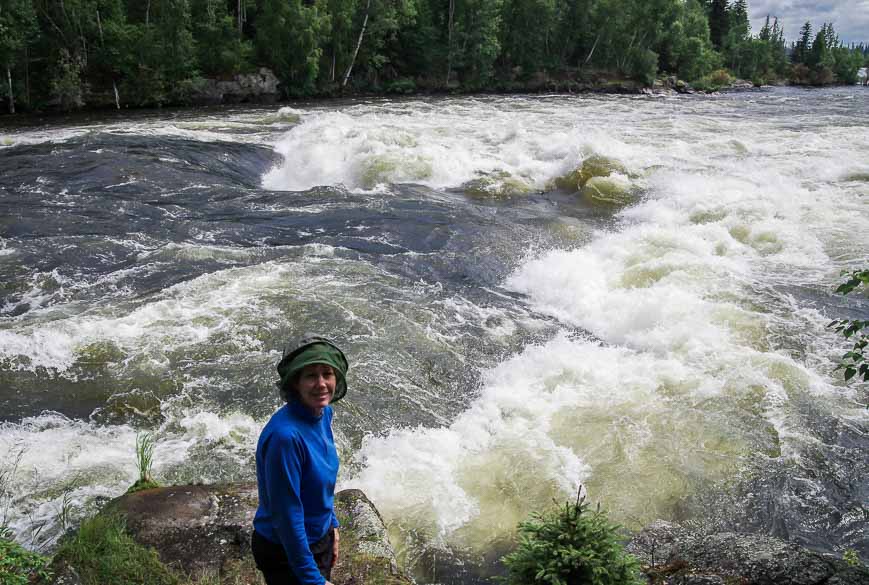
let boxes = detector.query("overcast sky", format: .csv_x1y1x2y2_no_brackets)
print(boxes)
749,1,869,45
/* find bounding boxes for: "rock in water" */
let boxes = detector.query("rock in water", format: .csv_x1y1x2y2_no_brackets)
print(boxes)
103,484,412,585
462,170,533,198
580,175,637,206
552,155,629,193
627,522,869,585
332,489,412,585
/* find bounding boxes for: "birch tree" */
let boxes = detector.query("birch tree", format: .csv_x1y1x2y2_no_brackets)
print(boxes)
341,0,418,88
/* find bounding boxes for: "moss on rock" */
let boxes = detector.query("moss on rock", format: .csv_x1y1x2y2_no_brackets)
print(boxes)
552,155,629,192
332,489,412,585
463,170,533,198
580,175,638,206
48,484,410,585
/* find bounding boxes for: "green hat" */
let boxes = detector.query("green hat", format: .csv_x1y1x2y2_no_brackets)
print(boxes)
276,334,349,403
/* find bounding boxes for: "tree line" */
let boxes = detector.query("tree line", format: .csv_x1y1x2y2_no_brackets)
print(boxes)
1,0,867,113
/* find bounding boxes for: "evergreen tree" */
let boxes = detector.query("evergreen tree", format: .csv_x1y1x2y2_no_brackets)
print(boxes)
257,0,327,95
793,20,812,63
551,0,593,71
722,0,748,73
769,17,788,76
339,0,420,89
831,44,864,84
501,0,558,77
729,0,748,38
451,0,503,86
758,15,770,42
808,22,832,67
323,0,358,84
671,0,719,81
0,0,38,112
708,0,728,50
191,0,252,76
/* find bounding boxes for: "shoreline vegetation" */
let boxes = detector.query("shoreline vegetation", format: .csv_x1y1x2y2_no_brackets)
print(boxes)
1,0,866,115
2,481,868,584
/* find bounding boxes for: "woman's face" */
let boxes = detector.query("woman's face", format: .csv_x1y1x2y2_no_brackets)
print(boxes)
296,363,336,413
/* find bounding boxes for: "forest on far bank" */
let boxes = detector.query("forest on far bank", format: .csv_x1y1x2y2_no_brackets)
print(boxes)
1,0,868,113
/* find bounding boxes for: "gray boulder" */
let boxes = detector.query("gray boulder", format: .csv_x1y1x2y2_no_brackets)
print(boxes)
103,484,412,585
332,489,412,585
109,483,260,581
729,78,756,90
194,68,280,105
628,522,869,585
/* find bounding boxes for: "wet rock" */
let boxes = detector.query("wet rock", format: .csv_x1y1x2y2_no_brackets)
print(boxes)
580,175,637,206
463,170,533,198
671,576,725,585
108,483,259,580
48,559,82,585
627,520,692,567
728,79,755,91
194,68,280,105
627,522,869,585
552,155,628,192
674,80,692,94
102,484,412,584
332,489,412,585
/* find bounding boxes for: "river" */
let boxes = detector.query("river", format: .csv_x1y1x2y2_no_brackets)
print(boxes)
1,87,867,583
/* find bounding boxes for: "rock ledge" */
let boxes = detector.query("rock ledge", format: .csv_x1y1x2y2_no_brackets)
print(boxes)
628,521,868,585
86,483,413,585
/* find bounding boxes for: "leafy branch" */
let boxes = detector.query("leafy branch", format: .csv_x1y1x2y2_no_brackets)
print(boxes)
828,269,869,382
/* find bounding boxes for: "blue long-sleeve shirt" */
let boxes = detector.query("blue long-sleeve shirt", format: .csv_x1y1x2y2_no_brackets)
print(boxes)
254,401,340,585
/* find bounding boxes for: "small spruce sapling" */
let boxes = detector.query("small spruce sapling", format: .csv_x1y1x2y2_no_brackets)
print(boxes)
500,487,644,585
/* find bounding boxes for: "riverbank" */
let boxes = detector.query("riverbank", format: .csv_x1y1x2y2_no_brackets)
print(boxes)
7,65,868,121
5,73,863,122
0,69,758,119
6,482,867,585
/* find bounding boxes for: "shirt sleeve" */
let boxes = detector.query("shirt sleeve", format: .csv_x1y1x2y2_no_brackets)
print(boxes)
330,510,340,529
327,407,340,530
261,432,326,585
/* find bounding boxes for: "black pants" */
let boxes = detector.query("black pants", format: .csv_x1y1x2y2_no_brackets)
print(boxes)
252,529,334,585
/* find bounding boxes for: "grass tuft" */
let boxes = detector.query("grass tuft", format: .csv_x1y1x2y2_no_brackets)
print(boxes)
128,432,161,494
53,513,178,585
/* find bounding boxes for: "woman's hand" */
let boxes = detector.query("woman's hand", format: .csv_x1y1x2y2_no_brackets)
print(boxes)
331,528,340,568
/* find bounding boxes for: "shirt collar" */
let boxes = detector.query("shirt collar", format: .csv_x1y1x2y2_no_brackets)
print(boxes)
287,400,324,422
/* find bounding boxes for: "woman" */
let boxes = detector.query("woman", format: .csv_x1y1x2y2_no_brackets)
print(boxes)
252,334,349,585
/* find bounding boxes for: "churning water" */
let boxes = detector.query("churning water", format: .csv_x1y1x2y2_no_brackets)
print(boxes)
1,88,867,582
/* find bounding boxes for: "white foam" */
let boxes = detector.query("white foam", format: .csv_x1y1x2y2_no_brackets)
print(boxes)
348,332,740,546
0,413,140,545
344,93,869,552
0,407,262,548
0,261,294,371
0,127,93,148
0,238,15,256
262,99,645,192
